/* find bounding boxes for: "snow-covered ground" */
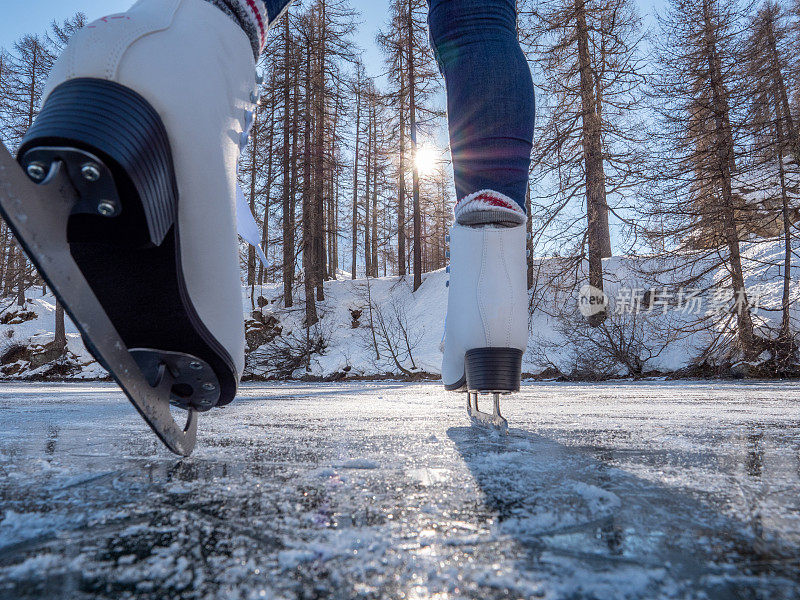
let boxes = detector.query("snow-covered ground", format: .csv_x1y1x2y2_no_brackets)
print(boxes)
1,381,799,599
1,238,798,381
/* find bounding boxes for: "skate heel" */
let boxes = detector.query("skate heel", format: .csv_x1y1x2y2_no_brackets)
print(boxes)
18,78,176,247
15,78,237,412
464,347,523,392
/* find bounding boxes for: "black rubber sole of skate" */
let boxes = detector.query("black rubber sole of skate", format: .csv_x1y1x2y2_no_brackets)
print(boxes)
464,348,523,392
17,78,237,409
444,375,467,392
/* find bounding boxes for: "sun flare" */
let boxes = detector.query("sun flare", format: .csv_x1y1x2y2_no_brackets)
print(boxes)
414,145,439,176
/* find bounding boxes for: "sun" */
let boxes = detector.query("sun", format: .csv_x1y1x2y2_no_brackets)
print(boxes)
414,145,439,176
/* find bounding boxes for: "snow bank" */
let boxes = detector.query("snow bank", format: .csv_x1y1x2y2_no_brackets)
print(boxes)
0,238,797,381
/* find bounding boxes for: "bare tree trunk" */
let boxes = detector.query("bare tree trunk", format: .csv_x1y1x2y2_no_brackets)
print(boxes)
771,82,793,345
261,84,276,286
409,0,422,291
53,301,66,353
371,102,379,278
247,105,258,290
0,227,8,289
702,0,758,358
777,128,792,342
364,103,372,278
313,3,327,299
289,72,300,289
575,0,607,325
440,174,447,270
302,41,318,325
526,183,534,289
282,18,294,307
247,103,259,307
325,112,334,279
397,51,407,278
329,136,338,279
351,72,361,279
383,174,389,277
765,16,799,160
593,23,613,259
15,245,25,307
761,9,795,349
19,44,38,309
3,242,15,296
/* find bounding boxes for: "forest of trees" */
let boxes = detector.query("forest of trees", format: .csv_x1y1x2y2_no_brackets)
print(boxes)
0,0,798,371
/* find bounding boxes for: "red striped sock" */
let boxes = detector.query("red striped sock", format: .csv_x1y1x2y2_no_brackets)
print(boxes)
454,190,526,226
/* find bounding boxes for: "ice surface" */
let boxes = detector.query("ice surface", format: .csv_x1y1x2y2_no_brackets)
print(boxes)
1,380,799,599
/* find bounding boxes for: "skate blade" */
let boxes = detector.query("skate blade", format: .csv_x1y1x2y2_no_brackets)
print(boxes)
0,145,197,456
467,392,509,433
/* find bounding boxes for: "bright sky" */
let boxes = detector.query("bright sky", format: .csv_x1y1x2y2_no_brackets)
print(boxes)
2,0,667,78
2,0,668,247
0,0,389,77
1,0,668,251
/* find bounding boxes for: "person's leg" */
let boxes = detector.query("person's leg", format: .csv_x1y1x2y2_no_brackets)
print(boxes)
431,0,533,405
427,0,535,226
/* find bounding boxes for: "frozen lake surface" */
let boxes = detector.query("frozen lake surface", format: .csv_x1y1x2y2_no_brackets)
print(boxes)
1,380,799,599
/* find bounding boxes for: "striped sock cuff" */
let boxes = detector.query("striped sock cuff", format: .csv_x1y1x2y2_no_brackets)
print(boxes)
205,0,271,57
454,190,527,226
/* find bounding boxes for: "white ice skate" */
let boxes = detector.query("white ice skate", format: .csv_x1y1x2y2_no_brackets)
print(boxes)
442,191,529,430
0,0,262,455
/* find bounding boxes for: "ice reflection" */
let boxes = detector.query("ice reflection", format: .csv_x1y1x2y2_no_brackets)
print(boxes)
0,381,799,599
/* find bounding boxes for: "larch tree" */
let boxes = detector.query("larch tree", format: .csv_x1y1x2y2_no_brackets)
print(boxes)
741,0,799,363
350,62,365,279
3,15,85,353
792,1,800,123
285,0,357,325
647,0,765,361
522,0,647,325
378,0,442,291
0,50,11,147
4,34,51,308
279,13,299,308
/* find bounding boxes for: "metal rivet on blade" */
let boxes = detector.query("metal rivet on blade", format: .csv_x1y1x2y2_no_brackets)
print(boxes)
26,162,47,181
250,91,259,104
255,72,264,85
202,382,216,391
189,361,202,370
81,162,101,182
446,280,449,288
240,132,250,149
445,250,450,259
97,201,117,217
446,265,450,273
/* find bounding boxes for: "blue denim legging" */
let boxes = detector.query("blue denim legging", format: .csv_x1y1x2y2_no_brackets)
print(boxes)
264,0,535,211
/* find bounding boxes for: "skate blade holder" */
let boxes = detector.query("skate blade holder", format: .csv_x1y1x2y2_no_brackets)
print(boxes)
20,147,123,218
0,145,206,456
467,391,509,433
130,349,220,412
